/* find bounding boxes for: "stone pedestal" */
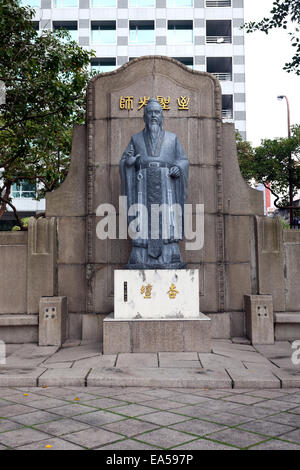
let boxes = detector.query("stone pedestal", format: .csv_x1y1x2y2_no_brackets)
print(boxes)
114,269,200,319
103,314,211,353
103,269,211,353
39,297,67,346
244,294,274,345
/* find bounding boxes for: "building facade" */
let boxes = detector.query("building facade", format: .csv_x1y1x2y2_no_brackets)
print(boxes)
10,0,246,224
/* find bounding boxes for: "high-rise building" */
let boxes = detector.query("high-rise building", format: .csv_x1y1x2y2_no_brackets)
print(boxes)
21,0,246,137
5,0,245,227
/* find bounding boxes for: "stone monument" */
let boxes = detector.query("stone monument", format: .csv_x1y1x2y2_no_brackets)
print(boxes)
104,98,211,353
120,98,188,269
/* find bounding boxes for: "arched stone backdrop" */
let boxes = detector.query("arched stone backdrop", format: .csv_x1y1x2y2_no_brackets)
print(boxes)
46,56,265,340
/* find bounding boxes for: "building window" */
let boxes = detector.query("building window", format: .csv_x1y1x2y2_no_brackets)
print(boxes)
91,58,116,73
91,21,116,45
91,0,117,6
206,0,231,6
167,0,193,6
222,94,233,120
168,21,193,44
173,57,193,69
129,0,155,6
207,57,232,81
32,21,39,31
206,20,232,44
12,181,36,199
53,0,79,7
129,21,155,44
53,21,78,42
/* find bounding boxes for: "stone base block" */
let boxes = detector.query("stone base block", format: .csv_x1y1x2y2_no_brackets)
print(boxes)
103,313,211,353
275,313,300,341
39,297,67,346
0,315,38,343
244,295,274,345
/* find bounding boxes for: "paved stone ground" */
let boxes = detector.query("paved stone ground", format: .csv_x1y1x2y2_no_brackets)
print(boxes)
0,339,299,389
0,385,300,450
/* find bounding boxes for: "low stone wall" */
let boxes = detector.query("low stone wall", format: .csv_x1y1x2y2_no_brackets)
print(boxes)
0,232,28,314
0,219,57,343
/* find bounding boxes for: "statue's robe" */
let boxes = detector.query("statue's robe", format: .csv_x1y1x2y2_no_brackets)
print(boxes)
120,128,189,269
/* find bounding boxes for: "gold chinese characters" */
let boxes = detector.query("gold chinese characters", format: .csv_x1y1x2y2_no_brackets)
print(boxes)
167,284,179,299
140,283,180,299
120,96,189,111
140,284,152,299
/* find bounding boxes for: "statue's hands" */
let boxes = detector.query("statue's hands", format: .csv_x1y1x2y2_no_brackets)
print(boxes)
169,166,180,178
126,149,141,167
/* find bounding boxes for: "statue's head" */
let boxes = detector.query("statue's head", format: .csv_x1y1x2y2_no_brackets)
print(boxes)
144,98,163,131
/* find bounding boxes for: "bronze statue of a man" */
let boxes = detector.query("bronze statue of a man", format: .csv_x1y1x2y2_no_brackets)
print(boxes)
120,98,189,269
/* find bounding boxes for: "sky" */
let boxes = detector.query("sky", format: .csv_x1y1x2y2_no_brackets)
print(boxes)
244,0,300,146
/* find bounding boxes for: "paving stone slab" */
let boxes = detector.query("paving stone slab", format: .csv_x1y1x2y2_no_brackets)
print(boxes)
87,367,232,389
101,418,159,437
81,397,129,409
72,409,126,427
134,427,197,449
140,398,186,410
96,439,159,450
272,368,300,388
206,428,268,449
254,342,293,359
34,417,90,436
9,410,60,426
171,405,220,420
0,403,38,418
0,367,45,387
172,438,235,450
0,419,23,432
107,391,156,403
159,352,201,368
265,412,300,427
116,353,158,368
62,427,122,449
44,343,101,364
15,437,84,450
226,368,281,389
136,410,191,426
44,362,73,369
221,394,266,405
48,403,98,418
252,399,300,412
276,428,300,444
38,368,90,387
169,418,226,436
237,419,296,437
72,355,116,368
0,427,51,448
230,405,279,419
249,438,300,450
213,349,272,365
106,403,157,418
208,412,255,426
270,358,300,369
5,345,59,368
198,353,245,370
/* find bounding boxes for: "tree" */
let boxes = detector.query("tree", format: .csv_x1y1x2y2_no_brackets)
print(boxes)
244,0,300,75
0,0,94,229
236,127,300,227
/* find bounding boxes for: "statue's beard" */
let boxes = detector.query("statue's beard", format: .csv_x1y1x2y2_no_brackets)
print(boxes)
147,122,161,140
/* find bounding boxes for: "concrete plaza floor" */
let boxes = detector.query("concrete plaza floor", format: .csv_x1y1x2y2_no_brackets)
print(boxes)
0,340,300,450
0,339,299,389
